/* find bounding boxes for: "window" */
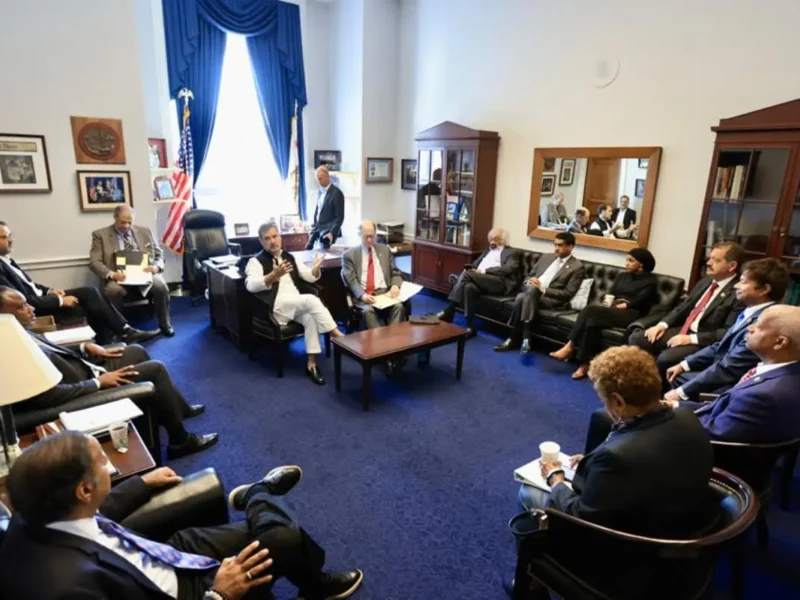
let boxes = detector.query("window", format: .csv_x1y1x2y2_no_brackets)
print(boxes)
192,34,295,232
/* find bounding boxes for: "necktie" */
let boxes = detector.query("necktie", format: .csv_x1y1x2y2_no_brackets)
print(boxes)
366,250,375,294
679,281,719,335
736,367,758,386
96,516,219,570
123,233,135,252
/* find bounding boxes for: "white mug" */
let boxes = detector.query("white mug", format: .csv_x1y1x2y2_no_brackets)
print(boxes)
539,441,561,464
603,294,615,307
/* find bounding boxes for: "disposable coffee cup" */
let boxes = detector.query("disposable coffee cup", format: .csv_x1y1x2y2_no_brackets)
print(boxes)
109,422,129,453
603,294,615,307
539,441,561,464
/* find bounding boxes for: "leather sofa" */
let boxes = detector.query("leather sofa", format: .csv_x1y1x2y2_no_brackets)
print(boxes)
451,249,686,348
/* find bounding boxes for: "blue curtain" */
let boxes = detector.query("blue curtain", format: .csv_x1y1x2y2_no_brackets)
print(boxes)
161,0,309,217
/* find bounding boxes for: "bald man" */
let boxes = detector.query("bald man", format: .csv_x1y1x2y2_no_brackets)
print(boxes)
89,206,173,336
306,167,345,250
341,220,406,330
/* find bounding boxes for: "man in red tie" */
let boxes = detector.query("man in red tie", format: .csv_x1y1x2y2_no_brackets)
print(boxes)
629,242,745,381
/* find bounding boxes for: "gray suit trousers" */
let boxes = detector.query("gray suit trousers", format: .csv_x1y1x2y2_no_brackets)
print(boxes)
357,287,407,329
104,273,171,328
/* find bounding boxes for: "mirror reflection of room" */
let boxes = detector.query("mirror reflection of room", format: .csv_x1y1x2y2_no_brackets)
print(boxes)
538,157,647,241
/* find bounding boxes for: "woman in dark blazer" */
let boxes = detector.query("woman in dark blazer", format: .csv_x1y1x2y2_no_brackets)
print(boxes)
550,248,658,379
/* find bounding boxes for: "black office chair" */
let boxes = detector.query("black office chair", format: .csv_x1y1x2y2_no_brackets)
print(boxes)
509,468,758,600
183,210,242,306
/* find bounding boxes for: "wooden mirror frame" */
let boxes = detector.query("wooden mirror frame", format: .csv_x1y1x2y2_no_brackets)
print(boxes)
527,146,662,251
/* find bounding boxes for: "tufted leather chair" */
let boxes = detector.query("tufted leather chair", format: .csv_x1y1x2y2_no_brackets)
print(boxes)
183,210,242,305
449,248,685,349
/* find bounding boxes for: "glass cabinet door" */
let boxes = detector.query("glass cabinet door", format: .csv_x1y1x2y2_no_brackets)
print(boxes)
443,148,475,247
415,150,443,242
777,178,800,290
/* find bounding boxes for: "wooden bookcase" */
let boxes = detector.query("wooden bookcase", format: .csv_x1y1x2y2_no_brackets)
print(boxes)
691,99,800,302
411,121,500,292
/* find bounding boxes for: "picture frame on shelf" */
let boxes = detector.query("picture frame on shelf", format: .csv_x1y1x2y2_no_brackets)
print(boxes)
153,176,175,200
558,158,576,186
365,157,393,183
401,159,417,190
0,133,52,193
540,174,556,196
234,223,250,236
446,200,459,221
635,178,646,198
314,150,341,171
70,116,126,164
77,170,132,211
280,214,302,233
543,157,556,173
148,138,167,168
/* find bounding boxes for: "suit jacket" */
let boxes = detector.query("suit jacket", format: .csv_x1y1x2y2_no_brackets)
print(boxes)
341,244,404,300
587,217,612,237
546,202,568,224
89,225,165,281
681,362,800,443
611,207,637,229
471,247,522,295
311,184,345,239
0,257,61,312
680,305,771,397
549,406,713,537
660,276,742,346
0,476,176,600
527,254,585,306
566,219,587,235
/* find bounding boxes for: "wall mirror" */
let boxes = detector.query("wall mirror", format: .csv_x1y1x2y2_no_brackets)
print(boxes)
527,147,662,251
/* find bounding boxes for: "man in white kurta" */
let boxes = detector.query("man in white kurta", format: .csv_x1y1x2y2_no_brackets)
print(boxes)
245,222,342,385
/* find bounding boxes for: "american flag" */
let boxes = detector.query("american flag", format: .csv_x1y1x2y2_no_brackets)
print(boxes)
161,102,194,254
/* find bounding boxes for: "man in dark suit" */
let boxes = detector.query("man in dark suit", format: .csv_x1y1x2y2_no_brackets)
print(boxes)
663,258,789,402
0,286,217,460
495,232,585,354
305,167,345,250
436,228,521,338
610,195,637,238
630,241,745,378
0,221,157,344
566,207,590,235
0,432,364,600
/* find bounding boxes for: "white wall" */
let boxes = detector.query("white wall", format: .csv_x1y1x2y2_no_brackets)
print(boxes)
392,0,800,278
0,0,154,288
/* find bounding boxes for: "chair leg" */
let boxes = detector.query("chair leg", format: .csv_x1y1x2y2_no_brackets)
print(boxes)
276,341,285,378
780,448,798,510
324,333,331,358
756,517,769,550
730,540,746,600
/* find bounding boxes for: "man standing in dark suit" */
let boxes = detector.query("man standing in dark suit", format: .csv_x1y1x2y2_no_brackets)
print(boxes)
306,167,345,249
663,258,789,402
630,242,745,377
0,221,157,344
436,228,521,338
495,232,585,354
0,432,364,600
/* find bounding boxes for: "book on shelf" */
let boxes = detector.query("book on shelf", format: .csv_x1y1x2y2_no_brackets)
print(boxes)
713,164,747,199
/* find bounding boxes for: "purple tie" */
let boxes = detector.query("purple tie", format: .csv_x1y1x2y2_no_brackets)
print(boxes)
96,516,219,570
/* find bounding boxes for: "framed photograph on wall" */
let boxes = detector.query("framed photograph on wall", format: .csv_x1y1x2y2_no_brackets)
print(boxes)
77,170,132,211
314,150,341,171
234,223,250,236
153,176,175,200
558,158,576,186
540,174,556,196
638,158,649,169
0,133,52,193
543,157,556,173
148,138,167,168
635,178,646,198
401,159,417,190
365,157,393,183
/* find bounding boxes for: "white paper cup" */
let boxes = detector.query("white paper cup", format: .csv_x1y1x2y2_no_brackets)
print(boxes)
109,422,129,452
603,294,615,307
539,441,561,464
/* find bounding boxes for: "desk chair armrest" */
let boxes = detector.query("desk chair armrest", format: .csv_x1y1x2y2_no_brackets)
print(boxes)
121,468,229,541
228,242,242,256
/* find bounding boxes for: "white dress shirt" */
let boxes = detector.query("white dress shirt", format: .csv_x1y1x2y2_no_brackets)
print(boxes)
538,255,570,290
315,184,330,217
477,246,504,272
48,517,179,598
659,275,737,344
360,246,387,291
589,218,613,237
614,208,629,227
244,255,320,325
753,360,797,377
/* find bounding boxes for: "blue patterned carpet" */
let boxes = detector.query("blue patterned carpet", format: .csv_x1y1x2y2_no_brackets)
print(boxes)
133,293,800,600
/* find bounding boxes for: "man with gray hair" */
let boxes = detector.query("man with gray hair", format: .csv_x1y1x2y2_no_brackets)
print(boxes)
437,228,521,337
245,221,343,385
305,166,345,250
89,205,173,337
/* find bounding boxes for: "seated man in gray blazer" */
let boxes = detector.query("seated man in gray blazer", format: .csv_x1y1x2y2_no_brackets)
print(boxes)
89,206,174,336
341,220,406,329
495,231,585,354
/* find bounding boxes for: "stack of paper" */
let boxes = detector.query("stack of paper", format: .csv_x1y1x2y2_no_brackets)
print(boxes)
371,281,424,309
210,254,240,266
44,326,96,345
60,398,143,435
514,452,576,492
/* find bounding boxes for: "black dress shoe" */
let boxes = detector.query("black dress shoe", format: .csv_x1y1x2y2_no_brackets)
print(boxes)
319,569,364,600
520,339,533,354
306,365,326,386
161,325,175,337
166,433,219,459
122,328,160,344
228,465,303,510
435,307,455,323
465,327,477,339
494,338,519,352
184,404,205,419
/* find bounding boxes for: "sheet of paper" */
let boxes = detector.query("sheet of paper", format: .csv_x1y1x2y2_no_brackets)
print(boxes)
210,254,240,266
514,452,576,492
59,398,143,435
44,325,96,345
371,294,401,309
398,281,423,303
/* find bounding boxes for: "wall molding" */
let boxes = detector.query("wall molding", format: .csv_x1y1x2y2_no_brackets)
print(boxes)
16,256,90,272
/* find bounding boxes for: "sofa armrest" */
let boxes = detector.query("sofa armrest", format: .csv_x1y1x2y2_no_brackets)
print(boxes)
121,468,229,541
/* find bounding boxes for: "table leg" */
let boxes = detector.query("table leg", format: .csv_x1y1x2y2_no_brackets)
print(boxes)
334,347,342,392
456,337,465,380
362,362,372,411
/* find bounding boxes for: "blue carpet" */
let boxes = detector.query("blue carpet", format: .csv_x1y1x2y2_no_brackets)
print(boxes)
134,293,800,600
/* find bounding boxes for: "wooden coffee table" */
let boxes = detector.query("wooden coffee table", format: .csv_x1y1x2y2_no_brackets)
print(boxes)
332,321,468,411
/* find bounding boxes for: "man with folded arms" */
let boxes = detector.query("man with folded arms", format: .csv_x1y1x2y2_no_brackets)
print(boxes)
0,220,157,344
630,242,744,378
0,431,364,600
495,231,584,354
0,286,217,459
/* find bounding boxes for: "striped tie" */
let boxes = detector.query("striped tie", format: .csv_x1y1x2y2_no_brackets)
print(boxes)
736,367,758,386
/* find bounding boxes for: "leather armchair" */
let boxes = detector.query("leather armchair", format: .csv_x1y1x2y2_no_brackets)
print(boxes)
183,210,242,305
